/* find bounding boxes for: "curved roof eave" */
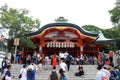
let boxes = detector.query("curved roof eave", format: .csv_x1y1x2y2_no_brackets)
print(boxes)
93,39,116,44
92,31,116,44
27,23,99,37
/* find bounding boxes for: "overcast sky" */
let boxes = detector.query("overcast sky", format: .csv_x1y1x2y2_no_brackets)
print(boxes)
0,0,116,29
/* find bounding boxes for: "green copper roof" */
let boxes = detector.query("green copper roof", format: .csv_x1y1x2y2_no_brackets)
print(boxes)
93,31,116,43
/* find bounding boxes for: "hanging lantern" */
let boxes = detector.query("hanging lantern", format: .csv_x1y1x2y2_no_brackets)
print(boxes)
52,43,54,47
70,42,71,48
62,43,64,48
50,42,52,47
56,42,58,47
47,42,50,47
59,42,61,48
64,42,66,48
67,43,69,48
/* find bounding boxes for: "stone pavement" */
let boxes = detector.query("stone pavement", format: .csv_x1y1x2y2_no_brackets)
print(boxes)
1,64,98,80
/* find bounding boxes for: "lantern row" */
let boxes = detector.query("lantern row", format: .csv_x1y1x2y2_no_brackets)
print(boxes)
47,42,75,48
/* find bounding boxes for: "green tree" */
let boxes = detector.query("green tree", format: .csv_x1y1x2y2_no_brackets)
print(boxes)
82,25,101,31
0,4,40,52
109,2,120,25
109,1,120,50
82,25,116,52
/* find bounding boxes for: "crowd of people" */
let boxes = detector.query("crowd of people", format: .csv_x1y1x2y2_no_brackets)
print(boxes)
96,63,120,80
1,50,119,80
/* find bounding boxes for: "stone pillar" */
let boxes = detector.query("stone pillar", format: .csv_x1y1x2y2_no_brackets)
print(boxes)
0,42,2,51
113,52,118,66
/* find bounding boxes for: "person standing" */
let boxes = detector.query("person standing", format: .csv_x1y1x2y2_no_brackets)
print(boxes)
109,63,118,80
65,54,72,71
1,57,7,75
51,53,57,68
102,66,110,80
4,64,14,80
11,54,14,64
37,56,43,73
59,68,67,80
45,55,49,69
95,65,106,80
15,52,20,64
109,50,113,63
26,55,31,65
48,66,59,80
59,59,67,80
27,64,36,80
19,64,27,80
60,59,67,72
80,54,83,65
59,51,65,60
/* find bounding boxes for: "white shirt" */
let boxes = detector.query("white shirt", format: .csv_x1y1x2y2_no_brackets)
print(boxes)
59,53,65,58
20,68,27,80
80,54,83,60
45,56,49,61
96,70,106,80
64,52,68,58
60,62,67,71
101,68,110,80
37,54,40,58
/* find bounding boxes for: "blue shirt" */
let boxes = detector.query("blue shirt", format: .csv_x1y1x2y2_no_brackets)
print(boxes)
27,69,36,80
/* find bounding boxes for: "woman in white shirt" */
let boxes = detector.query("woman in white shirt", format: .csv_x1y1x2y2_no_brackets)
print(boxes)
19,64,27,80
60,59,67,72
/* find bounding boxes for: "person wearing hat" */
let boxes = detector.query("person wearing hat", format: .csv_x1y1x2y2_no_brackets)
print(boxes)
27,63,36,80
19,64,27,80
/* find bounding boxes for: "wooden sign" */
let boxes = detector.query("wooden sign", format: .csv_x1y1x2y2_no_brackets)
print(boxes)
14,38,19,46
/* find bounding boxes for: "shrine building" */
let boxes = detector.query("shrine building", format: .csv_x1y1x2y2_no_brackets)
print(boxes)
22,17,115,60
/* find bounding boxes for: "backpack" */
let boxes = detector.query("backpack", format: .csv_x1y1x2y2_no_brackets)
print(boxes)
50,71,58,80
2,76,5,80
2,60,7,68
110,69,118,80
66,55,71,62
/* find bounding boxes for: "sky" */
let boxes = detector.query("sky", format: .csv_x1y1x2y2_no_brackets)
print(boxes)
0,0,116,29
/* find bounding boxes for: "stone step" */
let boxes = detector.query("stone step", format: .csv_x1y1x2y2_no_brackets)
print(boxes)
10,64,97,80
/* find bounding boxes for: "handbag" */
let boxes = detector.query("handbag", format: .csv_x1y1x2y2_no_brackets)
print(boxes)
2,76,5,80
18,70,24,79
18,74,22,79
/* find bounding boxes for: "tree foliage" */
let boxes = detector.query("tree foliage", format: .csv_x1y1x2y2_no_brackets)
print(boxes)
109,2,120,25
0,4,40,52
82,25,101,31
82,25,117,52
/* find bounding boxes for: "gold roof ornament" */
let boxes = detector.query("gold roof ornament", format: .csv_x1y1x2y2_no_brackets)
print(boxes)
55,17,68,23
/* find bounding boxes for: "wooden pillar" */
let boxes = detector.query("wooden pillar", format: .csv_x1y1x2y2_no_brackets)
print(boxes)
76,47,79,56
97,45,100,62
22,47,25,58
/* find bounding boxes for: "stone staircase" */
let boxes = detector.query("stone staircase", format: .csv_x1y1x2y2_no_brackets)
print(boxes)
11,64,97,80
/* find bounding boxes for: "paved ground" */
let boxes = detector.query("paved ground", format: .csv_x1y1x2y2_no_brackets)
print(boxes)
0,64,98,80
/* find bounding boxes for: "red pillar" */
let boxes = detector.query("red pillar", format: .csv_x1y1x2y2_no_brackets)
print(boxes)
97,45,100,62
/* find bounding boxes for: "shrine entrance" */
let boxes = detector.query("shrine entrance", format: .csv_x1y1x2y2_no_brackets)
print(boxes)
43,46,79,57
